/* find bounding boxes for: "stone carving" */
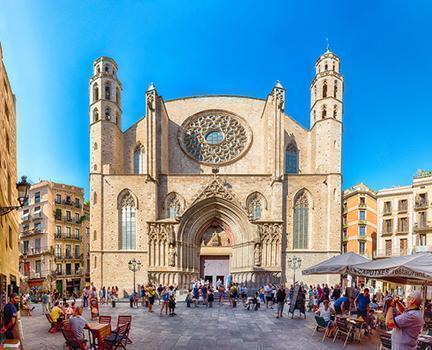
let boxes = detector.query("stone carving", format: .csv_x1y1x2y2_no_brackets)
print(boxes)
168,244,176,267
273,87,285,112
256,222,282,267
192,178,239,206
201,226,231,247
246,192,266,220
146,91,155,110
178,110,251,164
254,240,262,267
120,191,135,208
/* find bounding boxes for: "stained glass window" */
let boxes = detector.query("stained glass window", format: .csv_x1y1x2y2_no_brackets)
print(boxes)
293,191,309,249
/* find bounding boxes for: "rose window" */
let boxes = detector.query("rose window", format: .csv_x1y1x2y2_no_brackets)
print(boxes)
178,110,252,165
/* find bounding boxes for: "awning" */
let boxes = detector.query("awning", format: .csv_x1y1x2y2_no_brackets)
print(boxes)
302,252,369,275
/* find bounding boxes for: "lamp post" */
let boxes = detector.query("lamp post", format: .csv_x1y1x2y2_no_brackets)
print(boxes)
287,256,302,285
128,258,141,294
0,176,30,216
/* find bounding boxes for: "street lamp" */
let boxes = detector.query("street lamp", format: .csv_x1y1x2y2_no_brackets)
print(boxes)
287,256,302,285
0,176,30,216
128,258,141,294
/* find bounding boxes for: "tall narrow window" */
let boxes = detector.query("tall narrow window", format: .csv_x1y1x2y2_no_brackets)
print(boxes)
116,87,120,104
133,145,145,174
293,191,309,249
247,193,265,220
105,83,111,100
334,80,338,98
322,105,327,119
93,84,99,101
93,108,99,122
323,81,328,98
285,143,298,174
333,105,337,119
119,191,136,250
105,107,111,120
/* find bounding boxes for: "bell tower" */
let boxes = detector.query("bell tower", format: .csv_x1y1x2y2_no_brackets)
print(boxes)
310,49,343,128
310,48,343,174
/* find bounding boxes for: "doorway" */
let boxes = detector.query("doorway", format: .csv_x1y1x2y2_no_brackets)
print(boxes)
200,256,229,287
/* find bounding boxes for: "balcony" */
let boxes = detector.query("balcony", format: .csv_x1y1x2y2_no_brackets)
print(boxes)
342,234,348,242
56,199,82,209
414,222,432,232
358,203,367,209
381,229,394,236
373,249,402,259
358,234,367,241
55,233,82,241
20,245,53,257
21,214,31,222
32,211,43,220
383,209,392,216
412,245,432,253
54,253,83,261
358,220,367,225
415,199,429,210
396,228,409,235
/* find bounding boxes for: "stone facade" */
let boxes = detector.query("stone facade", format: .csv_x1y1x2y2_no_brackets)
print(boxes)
342,183,377,259
0,43,20,301
89,50,343,294
18,181,90,295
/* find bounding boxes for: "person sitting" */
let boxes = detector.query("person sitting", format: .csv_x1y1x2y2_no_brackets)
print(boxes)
333,295,354,315
50,301,65,325
69,307,89,348
316,299,334,325
64,302,74,319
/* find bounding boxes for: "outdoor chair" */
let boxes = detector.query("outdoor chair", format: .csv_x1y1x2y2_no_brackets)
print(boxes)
104,322,130,350
378,333,391,350
117,315,132,344
333,318,353,348
61,328,87,350
418,339,432,350
45,313,63,333
312,315,331,342
99,315,112,329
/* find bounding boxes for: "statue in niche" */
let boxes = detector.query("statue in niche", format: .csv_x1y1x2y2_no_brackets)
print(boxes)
201,225,231,247
169,225,176,245
254,238,262,267
168,244,176,267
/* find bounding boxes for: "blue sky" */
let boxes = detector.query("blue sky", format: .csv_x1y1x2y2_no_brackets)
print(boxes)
1,0,431,197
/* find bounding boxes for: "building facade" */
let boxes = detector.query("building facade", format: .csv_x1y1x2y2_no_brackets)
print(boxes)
376,172,432,259
0,43,20,309
90,50,343,293
342,183,377,258
18,181,90,295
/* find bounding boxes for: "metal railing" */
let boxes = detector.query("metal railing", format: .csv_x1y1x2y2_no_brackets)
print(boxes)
55,233,82,241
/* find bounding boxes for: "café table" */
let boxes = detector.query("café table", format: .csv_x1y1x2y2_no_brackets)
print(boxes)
85,322,111,350
418,334,432,349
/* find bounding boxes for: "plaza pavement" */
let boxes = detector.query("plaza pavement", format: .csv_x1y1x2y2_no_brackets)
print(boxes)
21,301,379,349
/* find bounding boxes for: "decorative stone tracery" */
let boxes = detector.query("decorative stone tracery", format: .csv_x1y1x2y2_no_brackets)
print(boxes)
178,110,252,165
255,222,282,268
147,223,177,267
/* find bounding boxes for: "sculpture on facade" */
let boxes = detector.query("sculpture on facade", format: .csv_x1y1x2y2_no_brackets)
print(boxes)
168,244,176,267
254,239,262,267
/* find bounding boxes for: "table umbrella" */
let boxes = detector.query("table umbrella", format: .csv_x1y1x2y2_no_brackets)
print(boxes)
347,252,432,285
302,252,369,275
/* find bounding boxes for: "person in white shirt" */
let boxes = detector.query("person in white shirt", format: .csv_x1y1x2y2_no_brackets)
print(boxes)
316,299,334,325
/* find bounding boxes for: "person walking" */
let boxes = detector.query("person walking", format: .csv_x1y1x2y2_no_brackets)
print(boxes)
1,293,21,342
160,287,169,316
276,286,287,318
42,291,50,314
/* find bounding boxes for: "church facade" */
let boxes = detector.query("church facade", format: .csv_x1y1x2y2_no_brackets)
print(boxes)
89,50,343,292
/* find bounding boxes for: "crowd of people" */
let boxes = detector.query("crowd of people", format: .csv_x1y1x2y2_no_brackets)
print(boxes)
1,280,430,349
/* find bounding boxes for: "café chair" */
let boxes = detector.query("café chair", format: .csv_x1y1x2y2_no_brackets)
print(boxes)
312,315,332,342
61,328,87,350
117,315,132,344
45,313,63,333
104,322,131,350
333,318,353,348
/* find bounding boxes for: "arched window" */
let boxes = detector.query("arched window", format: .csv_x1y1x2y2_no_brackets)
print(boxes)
168,197,180,219
104,64,109,73
333,105,337,119
105,83,111,100
93,108,99,123
313,110,316,123
247,193,266,220
119,191,136,250
322,81,328,98
322,105,327,119
293,191,309,249
105,107,111,120
97,66,101,73
324,63,328,70
116,87,120,104
334,80,338,98
285,143,299,174
115,112,119,125
93,84,99,101
133,145,145,174
314,85,317,98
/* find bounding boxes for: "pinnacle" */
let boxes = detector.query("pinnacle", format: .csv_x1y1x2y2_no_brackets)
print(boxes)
274,80,283,89
147,82,156,91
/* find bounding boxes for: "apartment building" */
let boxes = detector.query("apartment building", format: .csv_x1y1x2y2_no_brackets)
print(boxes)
342,183,377,258
0,44,20,305
19,181,90,295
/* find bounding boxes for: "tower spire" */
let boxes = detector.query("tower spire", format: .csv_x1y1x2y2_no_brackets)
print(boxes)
326,38,330,53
